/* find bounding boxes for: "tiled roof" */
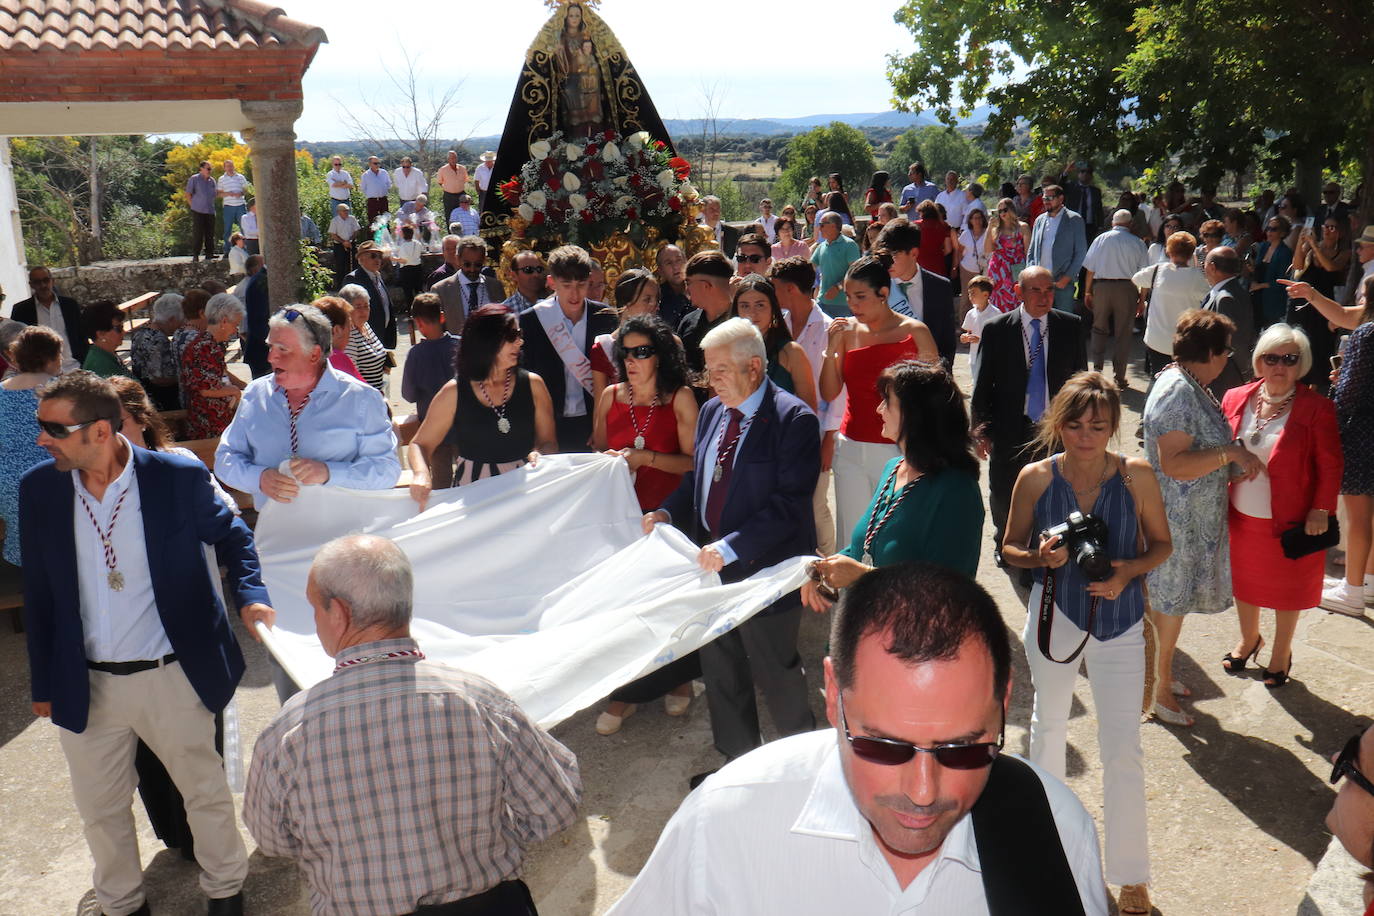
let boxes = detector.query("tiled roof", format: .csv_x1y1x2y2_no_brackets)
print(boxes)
0,0,326,53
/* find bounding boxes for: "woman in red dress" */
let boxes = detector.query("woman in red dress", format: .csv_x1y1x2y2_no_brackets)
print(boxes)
180,293,244,440
591,313,701,734
915,199,954,277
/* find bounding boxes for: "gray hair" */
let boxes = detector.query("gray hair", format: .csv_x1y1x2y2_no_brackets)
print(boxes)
700,316,766,367
152,292,185,325
1252,322,1313,378
416,193,428,206
268,303,332,355
701,195,721,207
310,534,413,631
0,318,27,352
819,211,844,228
1111,208,1134,227
205,292,245,326
338,283,370,307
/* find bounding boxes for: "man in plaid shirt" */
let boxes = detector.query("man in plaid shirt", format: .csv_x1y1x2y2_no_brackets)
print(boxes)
244,534,581,915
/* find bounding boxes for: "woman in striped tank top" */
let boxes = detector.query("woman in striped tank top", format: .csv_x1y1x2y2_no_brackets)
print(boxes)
1001,372,1173,916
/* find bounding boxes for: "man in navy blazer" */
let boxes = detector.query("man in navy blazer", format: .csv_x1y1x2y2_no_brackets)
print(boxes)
1027,185,1088,313
875,218,958,367
21,372,273,916
644,318,819,780
239,253,271,377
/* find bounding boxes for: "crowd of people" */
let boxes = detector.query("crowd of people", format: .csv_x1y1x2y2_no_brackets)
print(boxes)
3,157,1374,916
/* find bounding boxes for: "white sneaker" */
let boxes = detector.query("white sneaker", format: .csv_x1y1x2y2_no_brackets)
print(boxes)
1321,582,1366,617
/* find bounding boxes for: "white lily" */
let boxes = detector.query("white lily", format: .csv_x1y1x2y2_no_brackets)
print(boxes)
569,193,589,211
563,172,581,191
565,142,584,160
526,190,547,209
627,131,650,150
529,140,551,160
517,203,535,221
602,141,621,162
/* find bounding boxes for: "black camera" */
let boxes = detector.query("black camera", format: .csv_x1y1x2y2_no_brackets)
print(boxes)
1042,511,1112,582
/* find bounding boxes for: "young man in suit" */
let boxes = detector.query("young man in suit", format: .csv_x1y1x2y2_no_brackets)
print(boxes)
11,265,87,369
1201,246,1254,396
874,218,958,368
22,372,275,916
645,318,820,786
1027,185,1088,314
339,240,397,349
518,245,617,452
971,266,1087,565
699,195,740,259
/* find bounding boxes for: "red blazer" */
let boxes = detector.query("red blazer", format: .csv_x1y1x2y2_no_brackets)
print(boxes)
1222,380,1343,536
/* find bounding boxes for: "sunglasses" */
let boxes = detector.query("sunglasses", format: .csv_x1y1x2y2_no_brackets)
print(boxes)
1332,732,1374,798
1266,225,1283,232
516,265,546,275
997,208,1011,214
36,415,109,439
837,692,1003,769
618,344,657,360
282,308,304,322
737,254,767,264
1260,352,1300,366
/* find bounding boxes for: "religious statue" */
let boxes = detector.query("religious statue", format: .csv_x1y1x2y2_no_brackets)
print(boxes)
553,4,607,139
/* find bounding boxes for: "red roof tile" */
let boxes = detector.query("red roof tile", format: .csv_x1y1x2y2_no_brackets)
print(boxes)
0,0,326,53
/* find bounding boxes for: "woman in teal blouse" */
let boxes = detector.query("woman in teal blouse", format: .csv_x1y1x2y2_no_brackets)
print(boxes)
802,359,983,610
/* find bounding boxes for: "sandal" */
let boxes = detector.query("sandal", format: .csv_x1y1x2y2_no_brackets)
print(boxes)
1170,680,1191,698
1151,701,1194,727
1221,636,1264,674
1263,660,1292,689
1117,883,1150,915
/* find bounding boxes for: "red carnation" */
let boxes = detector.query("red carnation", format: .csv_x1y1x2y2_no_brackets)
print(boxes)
585,143,599,157
629,173,642,188
653,140,666,150
626,207,638,219
667,196,682,212
604,129,616,141
531,211,546,225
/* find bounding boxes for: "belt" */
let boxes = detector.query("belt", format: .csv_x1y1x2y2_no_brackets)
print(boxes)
367,195,389,200
88,653,177,675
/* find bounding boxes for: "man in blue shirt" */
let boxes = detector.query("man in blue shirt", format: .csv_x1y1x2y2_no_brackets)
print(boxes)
184,160,218,262
897,161,939,219
360,156,392,227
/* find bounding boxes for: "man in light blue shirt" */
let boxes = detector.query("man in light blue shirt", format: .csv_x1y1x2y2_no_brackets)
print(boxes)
897,161,939,219
360,156,392,226
214,305,399,510
449,192,480,236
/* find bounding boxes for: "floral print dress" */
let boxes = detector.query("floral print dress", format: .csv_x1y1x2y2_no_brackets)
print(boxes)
988,231,1026,312
180,329,234,440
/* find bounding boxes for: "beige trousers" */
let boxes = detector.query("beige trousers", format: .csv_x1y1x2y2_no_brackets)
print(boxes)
58,661,247,915
813,468,837,557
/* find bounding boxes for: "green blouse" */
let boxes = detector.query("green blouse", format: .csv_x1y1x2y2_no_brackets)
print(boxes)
82,346,129,379
839,459,984,579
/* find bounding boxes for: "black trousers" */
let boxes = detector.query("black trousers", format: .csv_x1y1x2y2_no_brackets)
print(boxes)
610,652,701,704
555,412,593,453
333,243,354,289
410,880,537,916
988,421,1041,560
189,211,216,259
443,192,463,227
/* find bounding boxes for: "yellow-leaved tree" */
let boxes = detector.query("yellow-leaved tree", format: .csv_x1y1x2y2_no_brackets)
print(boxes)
162,134,252,251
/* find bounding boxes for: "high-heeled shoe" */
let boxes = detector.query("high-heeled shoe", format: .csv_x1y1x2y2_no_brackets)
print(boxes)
1221,636,1264,674
1263,659,1292,689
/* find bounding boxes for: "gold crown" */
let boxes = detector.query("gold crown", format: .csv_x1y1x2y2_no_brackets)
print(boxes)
543,0,601,8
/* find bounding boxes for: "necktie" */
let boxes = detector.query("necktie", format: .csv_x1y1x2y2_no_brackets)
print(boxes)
898,281,911,304
371,272,390,324
704,408,743,535
467,277,480,316
1027,318,1047,422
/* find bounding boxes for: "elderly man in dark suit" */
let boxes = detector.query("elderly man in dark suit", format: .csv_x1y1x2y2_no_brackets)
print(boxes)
21,371,274,916
11,265,87,368
339,240,397,348
971,266,1088,566
1201,246,1254,396
644,317,820,786
518,245,617,452
874,218,958,368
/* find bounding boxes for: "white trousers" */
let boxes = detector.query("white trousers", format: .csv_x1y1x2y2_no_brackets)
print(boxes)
832,434,900,550
1022,584,1150,887
58,661,248,914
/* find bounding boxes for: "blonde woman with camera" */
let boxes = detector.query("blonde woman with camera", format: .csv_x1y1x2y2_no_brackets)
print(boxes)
1002,371,1172,916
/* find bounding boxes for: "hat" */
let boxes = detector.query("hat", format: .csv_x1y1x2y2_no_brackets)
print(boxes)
481,150,497,162
1357,226,1374,246
356,240,381,254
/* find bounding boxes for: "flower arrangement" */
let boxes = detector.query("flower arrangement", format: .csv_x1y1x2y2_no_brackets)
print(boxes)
498,129,697,246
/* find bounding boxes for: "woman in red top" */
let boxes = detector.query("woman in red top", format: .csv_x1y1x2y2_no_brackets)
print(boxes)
820,256,938,550
915,199,954,277
180,293,243,440
591,313,700,734
862,170,892,218
1221,324,1342,688
590,268,660,399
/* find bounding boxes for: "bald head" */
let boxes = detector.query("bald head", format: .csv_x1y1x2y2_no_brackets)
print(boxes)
1205,246,1241,279
1111,209,1133,227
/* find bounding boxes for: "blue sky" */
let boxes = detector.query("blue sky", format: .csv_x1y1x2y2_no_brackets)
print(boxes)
284,0,919,141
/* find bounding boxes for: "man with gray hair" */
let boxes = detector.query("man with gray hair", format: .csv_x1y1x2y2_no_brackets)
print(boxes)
644,317,820,786
1201,245,1254,395
1082,208,1150,387
244,534,581,916
812,211,861,316
698,194,740,258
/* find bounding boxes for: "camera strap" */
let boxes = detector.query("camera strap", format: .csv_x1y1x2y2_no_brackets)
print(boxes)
1036,568,1099,664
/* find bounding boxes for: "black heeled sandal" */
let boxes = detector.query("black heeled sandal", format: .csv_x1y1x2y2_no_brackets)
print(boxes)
1263,660,1292,689
1221,636,1264,674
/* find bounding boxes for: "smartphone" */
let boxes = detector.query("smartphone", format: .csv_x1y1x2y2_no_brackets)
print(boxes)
1304,216,1316,231
1331,354,1343,370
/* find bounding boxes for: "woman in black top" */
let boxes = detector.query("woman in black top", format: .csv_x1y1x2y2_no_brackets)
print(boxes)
408,305,558,509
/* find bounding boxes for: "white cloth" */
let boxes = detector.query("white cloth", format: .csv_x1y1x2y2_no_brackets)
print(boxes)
216,172,248,207
252,455,810,728
392,238,424,267
327,168,354,201
1133,262,1210,354
783,303,844,433
392,167,426,201
1023,585,1149,886
832,433,900,549
35,299,79,370
1231,398,1290,518
936,188,968,235
1083,227,1149,279
72,438,173,663
606,729,1109,916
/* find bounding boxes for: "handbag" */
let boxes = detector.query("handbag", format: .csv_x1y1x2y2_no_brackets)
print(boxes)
1279,516,1340,559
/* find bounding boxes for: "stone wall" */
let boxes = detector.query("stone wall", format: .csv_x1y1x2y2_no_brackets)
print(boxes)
47,256,234,305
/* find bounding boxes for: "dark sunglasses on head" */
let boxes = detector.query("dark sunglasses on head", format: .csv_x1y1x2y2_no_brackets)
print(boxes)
838,693,1003,769
36,415,110,439
516,265,546,275
1260,352,1300,366
618,343,657,360
1266,225,1283,232
282,308,304,322
737,253,767,264
1331,732,1374,798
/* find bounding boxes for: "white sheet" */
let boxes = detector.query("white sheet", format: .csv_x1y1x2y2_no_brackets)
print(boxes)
252,454,809,727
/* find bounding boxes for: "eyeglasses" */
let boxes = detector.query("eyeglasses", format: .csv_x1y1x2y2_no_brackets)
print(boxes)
1266,225,1283,232
837,692,1003,769
1260,352,1301,366
997,208,1011,214
35,415,109,439
516,265,545,275
618,343,657,360
1331,732,1374,799
737,254,767,264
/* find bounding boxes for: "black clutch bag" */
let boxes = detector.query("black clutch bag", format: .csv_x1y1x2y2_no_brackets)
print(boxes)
1279,517,1340,560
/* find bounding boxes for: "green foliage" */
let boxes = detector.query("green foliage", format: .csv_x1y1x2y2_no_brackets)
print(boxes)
297,153,368,240
162,134,252,254
102,203,174,260
297,238,334,302
774,123,876,207
881,127,987,183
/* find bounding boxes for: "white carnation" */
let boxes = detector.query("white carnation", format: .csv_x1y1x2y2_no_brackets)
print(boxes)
569,193,589,211
657,169,675,189
529,140,551,160
517,203,535,221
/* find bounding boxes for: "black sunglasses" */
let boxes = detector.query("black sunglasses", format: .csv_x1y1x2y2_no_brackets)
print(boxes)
618,343,657,360
1332,732,1374,798
516,265,546,275
36,415,110,439
1266,225,1283,232
1260,352,1300,366
737,253,767,264
838,693,1003,769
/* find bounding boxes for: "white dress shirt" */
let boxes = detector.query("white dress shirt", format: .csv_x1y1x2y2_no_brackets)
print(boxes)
73,438,174,663
558,300,589,418
240,211,258,240
360,168,391,199
1082,226,1149,279
936,188,968,236
693,380,768,564
474,162,494,192
758,212,778,242
1018,306,1051,417
392,167,426,202
607,730,1108,916
35,300,79,371
784,303,844,433
888,268,925,320
327,168,354,201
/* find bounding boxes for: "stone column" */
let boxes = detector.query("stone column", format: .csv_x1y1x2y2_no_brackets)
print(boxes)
241,100,304,310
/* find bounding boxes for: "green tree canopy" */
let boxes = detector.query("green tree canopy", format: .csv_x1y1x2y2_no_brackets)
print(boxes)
774,122,876,206
881,126,987,184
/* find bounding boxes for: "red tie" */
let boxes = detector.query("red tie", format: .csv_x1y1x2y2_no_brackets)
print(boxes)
704,408,743,535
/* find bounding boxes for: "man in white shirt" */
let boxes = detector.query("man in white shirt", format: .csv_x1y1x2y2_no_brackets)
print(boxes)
238,200,259,255
215,159,250,256
326,156,354,204
757,198,778,242
698,195,740,259
936,171,968,237
1082,209,1151,387
392,156,426,206
474,151,496,199
609,564,1108,916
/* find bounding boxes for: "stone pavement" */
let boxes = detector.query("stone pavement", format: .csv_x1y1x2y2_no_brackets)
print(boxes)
2,333,1371,915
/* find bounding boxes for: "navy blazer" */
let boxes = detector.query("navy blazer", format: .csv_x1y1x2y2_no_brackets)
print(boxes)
20,446,270,733
518,300,618,432
892,268,957,369
660,380,819,584
11,294,89,363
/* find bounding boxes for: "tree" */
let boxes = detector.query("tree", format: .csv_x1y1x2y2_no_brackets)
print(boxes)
774,123,876,206
886,0,1374,218
334,47,466,174
162,135,252,253
881,126,987,183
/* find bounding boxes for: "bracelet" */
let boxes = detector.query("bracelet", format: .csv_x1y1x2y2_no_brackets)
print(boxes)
648,451,655,467
1217,446,1228,470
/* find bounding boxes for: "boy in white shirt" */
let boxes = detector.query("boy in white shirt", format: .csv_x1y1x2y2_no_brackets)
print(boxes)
960,275,997,383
